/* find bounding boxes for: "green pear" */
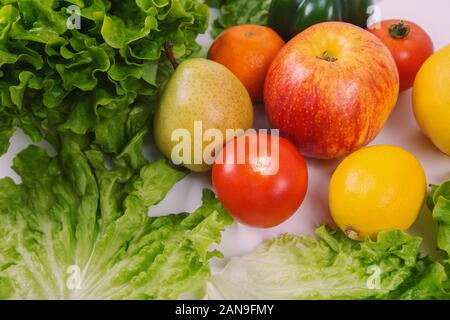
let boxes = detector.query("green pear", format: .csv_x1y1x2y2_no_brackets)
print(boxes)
154,58,254,172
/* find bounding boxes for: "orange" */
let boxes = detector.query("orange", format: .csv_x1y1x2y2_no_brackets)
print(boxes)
208,25,285,103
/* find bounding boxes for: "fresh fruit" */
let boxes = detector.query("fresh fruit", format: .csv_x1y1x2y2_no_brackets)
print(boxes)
369,20,434,91
154,57,254,172
413,45,450,156
208,24,285,103
212,133,308,228
268,0,374,40
329,145,427,241
265,22,399,159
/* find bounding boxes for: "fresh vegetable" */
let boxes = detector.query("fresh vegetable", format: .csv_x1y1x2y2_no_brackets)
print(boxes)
206,0,272,38
154,57,253,172
0,136,232,300
329,145,426,241
207,0,375,41
206,225,450,300
268,0,374,40
0,0,209,158
413,45,450,156
428,180,450,260
212,133,308,228
208,24,284,103
264,22,399,159
1,0,448,302
369,20,434,91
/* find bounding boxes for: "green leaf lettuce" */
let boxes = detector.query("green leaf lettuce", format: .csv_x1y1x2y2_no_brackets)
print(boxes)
206,225,450,300
0,0,209,157
206,0,271,38
0,138,232,299
429,181,450,259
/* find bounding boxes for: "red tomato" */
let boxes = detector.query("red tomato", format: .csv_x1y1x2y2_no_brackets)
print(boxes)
369,20,434,91
212,133,308,228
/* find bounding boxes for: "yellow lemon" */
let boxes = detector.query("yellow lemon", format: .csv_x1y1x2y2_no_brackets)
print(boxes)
413,45,450,156
329,145,427,240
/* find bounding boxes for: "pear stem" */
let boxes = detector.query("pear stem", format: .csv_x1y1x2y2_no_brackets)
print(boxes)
165,40,179,69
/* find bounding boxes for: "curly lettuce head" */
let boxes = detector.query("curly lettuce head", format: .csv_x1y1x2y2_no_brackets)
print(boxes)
0,0,209,156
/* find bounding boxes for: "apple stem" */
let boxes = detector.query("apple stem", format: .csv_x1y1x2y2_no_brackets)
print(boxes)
164,40,179,69
389,21,411,39
317,51,338,62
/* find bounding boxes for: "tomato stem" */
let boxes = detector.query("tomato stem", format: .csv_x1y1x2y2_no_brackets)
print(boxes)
317,51,338,62
164,40,179,69
389,20,411,39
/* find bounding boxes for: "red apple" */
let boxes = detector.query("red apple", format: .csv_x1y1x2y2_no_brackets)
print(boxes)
264,22,399,159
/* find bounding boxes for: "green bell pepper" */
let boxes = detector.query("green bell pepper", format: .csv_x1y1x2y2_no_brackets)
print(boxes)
268,0,374,40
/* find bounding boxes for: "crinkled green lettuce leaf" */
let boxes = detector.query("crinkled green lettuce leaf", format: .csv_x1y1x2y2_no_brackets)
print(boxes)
206,0,271,38
427,180,450,295
0,137,232,299
0,0,209,156
206,225,450,300
0,115,14,155
388,257,449,300
429,181,450,259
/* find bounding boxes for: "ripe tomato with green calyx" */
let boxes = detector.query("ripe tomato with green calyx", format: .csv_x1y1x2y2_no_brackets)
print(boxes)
369,19,434,91
212,133,308,228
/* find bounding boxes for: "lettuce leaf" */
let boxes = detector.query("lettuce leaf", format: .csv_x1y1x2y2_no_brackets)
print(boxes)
388,257,450,300
206,225,450,300
0,0,209,157
206,0,271,38
427,180,450,295
428,181,450,259
0,137,232,299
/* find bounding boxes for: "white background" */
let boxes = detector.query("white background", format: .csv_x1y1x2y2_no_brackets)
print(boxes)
1,0,449,264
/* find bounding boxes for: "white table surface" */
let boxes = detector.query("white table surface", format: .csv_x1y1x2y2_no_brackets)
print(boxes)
1,0,449,265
